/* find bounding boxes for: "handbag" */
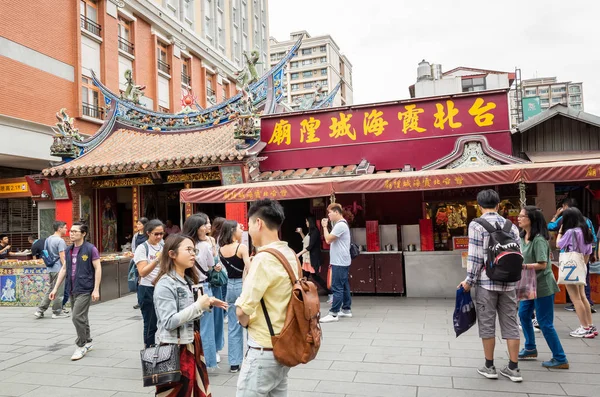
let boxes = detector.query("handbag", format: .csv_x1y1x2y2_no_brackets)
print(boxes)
558,232,587,285
208,268,228,287
140,284,182,387
516,267,537,301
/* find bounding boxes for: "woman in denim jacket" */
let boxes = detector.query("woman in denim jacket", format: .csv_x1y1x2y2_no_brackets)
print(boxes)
154,234,227,397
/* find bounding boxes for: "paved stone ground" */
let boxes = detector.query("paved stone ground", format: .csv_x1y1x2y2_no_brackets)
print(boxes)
0,294,599,397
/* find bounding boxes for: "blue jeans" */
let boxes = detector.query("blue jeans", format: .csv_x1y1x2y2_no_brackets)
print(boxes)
519,294,567,363
137,285,157,347
330,265,351,314
212,282,225,352
200,282,217,368
226,278,244,366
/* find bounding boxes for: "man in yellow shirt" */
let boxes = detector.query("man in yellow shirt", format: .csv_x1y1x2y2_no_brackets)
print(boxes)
236,198,299,397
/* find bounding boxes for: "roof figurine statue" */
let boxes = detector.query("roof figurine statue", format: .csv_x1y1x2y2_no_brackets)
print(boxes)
235,50,261,89
50,108,84,160
297,83,325,110
120,69,146,105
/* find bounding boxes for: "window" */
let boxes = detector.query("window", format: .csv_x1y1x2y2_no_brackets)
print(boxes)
158,75,170,109
222,84,228,100
302,71,312,78
524,89,536,96
538,88,549,94
291,84,299,91
320,45,326,52
204,0,214,43
291,73,299,80
552,96,564,103
321,68,327,76
183,0,194,28
159,106,170,113
81,76,102,119
241,0,248,33
302,59,312,66
461,77,486,92
551,86,566,93
302,48,312,55
118,17,134,55
540,98,549,105
320,57,327,63
569,85,581,94
290,61,299,68
206,77,215,101
304,82,313,89
181,58,191,86
217,8,225,50
80,0,101,36
166,0,178,17
571,103,582,110
157,42,170,74
569,94,582,102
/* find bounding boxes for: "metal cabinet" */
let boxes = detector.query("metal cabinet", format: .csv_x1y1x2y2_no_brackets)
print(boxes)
349,253,404,294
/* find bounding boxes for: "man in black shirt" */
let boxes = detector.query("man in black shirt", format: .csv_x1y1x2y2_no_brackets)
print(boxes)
29,235,46,259
0,234,12,259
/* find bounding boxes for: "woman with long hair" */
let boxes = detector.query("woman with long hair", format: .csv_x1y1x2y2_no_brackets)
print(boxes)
153,234,227,397
296,216,329,292
210,217,228,325
557,207,597,338
219,220,251,373
517,206,568,368
182,214,220,369
131,217,149,252
134,219,165,347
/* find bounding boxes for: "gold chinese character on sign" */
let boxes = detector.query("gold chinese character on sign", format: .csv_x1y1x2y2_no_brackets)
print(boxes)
454,176,464,185
300,117,321,143
397,105,426,134
268,120,292,145
263,191,270,197
254,190,262,199
329,113,357,141
469,98,496,127
363,109,388,137
413,179,421,188
443,178,451,185
384,180,393,189
433,100,462,130
586,167,597,177
434,178,441,186
423,178,431,187
279,189,288,197
271,190,278,198
402,179,411,188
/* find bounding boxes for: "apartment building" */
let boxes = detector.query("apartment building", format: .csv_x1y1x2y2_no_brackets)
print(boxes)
521,77,584,111
269,31,353,110
0,0,269,175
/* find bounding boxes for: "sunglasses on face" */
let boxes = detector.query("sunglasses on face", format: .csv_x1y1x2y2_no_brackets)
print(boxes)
152,232,165,236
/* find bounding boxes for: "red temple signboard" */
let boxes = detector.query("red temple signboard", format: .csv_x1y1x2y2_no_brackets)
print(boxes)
260,90,511,171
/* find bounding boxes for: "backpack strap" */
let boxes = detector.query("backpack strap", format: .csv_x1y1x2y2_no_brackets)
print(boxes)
473,218,497,234
502,219,513,233
259,248,302,338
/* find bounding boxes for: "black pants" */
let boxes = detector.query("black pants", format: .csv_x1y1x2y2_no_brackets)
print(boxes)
304,270,329,294
137,285,157,347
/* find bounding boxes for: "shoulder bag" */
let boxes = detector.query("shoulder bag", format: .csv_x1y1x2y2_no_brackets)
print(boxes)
558,231,587,285
140,283,182,387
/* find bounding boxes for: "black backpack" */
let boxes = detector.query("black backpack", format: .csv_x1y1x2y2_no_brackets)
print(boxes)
473,218,523,282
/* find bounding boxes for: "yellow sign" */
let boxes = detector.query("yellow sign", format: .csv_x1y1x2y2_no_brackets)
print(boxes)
0,182,29,194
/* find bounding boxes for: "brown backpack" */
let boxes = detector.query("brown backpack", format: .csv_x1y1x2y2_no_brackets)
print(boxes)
260,248,322,367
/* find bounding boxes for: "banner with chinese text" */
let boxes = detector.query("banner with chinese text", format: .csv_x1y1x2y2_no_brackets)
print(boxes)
260,91,511,171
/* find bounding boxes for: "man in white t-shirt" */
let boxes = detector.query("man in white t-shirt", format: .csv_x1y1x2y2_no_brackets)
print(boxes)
320,203,352,323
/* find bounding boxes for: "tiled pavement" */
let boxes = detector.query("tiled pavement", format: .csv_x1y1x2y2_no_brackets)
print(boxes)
1,294,599,397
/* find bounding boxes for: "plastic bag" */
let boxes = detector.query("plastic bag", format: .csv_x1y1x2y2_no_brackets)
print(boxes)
453,286,476,337
516,267,537,301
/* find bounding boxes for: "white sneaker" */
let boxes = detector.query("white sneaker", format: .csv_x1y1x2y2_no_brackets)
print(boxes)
216,353,221,363
570,326,590,338
52,312,70,319
84,342,93,352
71,346,87,361
532,318,541,333
33,311,44,319
320,314,339,323
338,310,353,318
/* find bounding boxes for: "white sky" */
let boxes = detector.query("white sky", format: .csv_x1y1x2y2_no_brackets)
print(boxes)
269,0,600,115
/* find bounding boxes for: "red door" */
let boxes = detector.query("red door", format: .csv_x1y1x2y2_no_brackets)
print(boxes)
349,254,376,293
374,254,404,294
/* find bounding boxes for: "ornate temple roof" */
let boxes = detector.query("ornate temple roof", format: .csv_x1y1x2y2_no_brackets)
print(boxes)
42,122,258,177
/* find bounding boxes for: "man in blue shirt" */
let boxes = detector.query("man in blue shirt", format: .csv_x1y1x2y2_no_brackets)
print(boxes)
548,198,596,312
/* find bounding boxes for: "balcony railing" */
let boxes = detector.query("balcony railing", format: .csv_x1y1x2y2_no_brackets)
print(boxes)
80,16,102,36
181,72,191,86
118,36,134,55
82,102,104,119
158,59,171,74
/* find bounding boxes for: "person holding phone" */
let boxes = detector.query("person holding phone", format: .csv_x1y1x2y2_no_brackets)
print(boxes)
134,219,165,347
153,234,227,396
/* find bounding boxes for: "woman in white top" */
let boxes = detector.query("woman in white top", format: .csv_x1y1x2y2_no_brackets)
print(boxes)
182,213,223,369
134,219,165,347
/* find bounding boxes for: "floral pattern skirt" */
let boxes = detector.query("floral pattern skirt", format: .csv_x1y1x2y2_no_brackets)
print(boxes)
156,331,211,397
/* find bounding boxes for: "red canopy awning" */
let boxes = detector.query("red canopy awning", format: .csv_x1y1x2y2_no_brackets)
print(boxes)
180,159,600,204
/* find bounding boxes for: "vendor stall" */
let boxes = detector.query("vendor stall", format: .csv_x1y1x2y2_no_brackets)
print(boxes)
0,255,133,307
